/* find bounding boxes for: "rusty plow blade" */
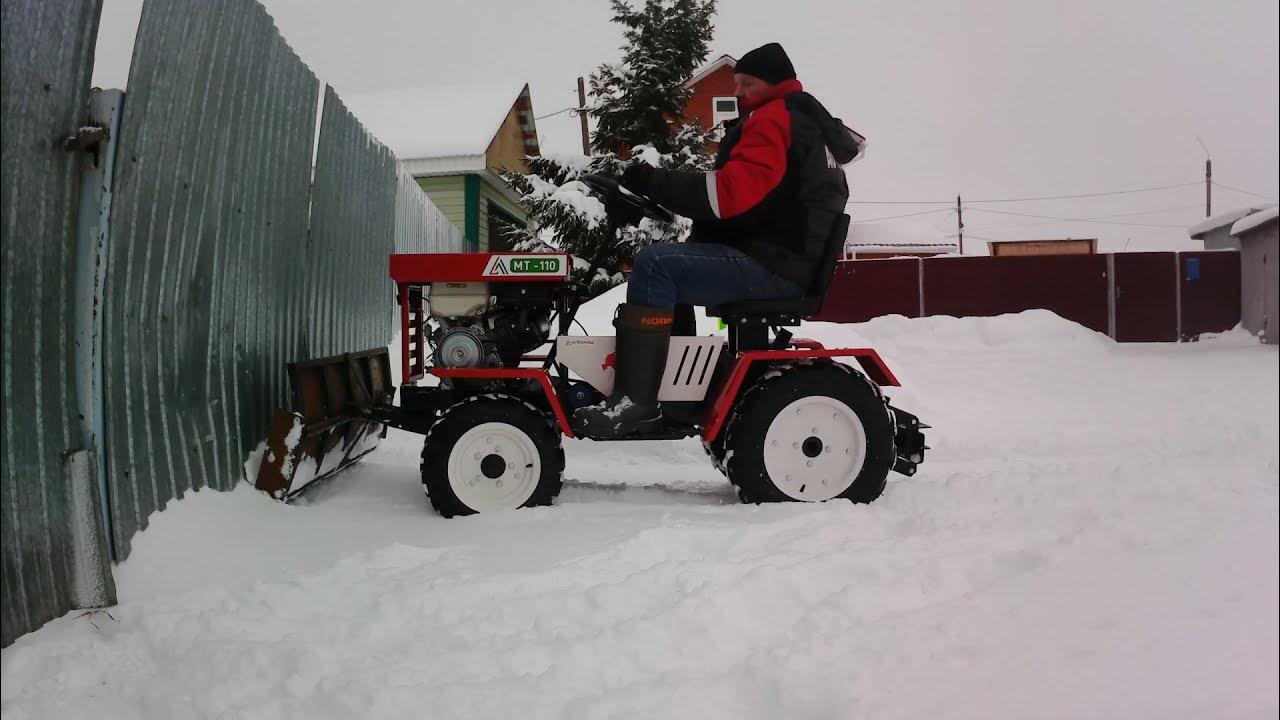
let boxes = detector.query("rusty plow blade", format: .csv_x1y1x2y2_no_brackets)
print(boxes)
255,348,394,500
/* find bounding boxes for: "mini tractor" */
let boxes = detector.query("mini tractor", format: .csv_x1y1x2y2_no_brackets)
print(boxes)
256,176,927,516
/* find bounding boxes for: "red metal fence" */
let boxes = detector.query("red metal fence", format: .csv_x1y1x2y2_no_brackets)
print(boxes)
1112,253,1178,342
814,251,1241,342
1179,251,1242,341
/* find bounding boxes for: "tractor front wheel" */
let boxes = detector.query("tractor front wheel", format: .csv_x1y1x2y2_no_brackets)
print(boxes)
723,363,895,505
420,395,564,517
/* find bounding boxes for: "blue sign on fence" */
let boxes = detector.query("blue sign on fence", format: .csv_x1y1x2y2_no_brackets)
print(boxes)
1186,258,1202,281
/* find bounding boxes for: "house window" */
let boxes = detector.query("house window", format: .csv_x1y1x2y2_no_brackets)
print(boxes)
711,96,738,140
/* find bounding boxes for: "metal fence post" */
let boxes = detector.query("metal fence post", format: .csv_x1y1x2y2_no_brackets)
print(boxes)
71,88,125,587
917,257,926,317
1174,252,1184,342
1107,254,1117,340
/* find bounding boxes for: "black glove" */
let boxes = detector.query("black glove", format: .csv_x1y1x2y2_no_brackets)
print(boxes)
619,163,655,197
604,187,645,228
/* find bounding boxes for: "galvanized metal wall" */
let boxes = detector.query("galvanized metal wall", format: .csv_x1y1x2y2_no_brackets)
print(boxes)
97,0,465,561
102,0,319,557
3,0,469,644
303,87,398,358
395,163,467,255
0,0,111,647
390,164,466,353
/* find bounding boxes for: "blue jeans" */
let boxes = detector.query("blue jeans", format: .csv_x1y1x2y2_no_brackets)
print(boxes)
627,242,805,309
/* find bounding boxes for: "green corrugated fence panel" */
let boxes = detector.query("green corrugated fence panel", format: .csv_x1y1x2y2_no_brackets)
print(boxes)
0,0,106,646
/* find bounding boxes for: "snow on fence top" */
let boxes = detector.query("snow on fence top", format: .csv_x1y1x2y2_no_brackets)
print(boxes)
1230,205,1279,237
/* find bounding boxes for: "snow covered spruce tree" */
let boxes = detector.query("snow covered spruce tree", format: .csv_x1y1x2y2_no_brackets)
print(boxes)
502,0,719,295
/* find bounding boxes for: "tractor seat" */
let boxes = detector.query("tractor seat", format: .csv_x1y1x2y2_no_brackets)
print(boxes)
706,296,821,324
706,213,851,326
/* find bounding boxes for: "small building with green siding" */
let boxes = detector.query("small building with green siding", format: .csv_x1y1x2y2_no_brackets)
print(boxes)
346,83,539,251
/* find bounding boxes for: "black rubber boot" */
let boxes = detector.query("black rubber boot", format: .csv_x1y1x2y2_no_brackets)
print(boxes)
573,304,674,439
672,304,696,337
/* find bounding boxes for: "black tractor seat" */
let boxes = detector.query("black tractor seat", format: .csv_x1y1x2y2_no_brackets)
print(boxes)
706,214,850,351
708,295,825,316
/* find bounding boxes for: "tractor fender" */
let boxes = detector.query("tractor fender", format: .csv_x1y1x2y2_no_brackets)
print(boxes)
701,348,900,443
429,368,575,438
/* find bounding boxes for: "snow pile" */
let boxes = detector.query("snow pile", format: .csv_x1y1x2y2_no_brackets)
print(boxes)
2,302,1277,719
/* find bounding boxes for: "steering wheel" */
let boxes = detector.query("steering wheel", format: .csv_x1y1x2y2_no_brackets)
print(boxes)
579,173,676,224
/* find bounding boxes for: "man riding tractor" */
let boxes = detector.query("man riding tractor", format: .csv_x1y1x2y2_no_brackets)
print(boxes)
574,42,864,439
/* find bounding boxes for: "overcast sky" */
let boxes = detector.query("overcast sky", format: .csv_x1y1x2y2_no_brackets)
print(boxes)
92,0,1279,253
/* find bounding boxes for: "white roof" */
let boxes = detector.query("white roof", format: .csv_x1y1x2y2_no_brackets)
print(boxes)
684,54,736,89
987,237,1095,244
1230,205,1279,236
342,83,529,162
1188,206,1271,238
845,221,957,254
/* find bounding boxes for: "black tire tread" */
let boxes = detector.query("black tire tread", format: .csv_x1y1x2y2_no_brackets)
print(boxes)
420,394,565,518
723,361,895,505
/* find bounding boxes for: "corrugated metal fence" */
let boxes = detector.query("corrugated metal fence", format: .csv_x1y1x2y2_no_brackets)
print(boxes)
1,0,114,648
396,163,467,255
304,86,397,359
102,0,321,557
2,0,467,644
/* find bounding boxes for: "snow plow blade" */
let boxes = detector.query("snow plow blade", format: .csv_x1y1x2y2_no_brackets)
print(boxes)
255,348,395,500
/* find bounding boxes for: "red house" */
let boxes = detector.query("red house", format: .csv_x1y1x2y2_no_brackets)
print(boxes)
681,54,866,156
681,54,740,151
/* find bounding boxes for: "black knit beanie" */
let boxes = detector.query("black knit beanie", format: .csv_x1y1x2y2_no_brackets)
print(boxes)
734,43,796,85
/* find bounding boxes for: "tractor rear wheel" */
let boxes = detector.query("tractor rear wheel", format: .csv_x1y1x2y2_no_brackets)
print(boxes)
723,363,895,504
420,395,564,517
701,433,730,476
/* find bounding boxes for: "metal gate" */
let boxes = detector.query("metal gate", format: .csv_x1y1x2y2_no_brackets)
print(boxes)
1112,252,1178,342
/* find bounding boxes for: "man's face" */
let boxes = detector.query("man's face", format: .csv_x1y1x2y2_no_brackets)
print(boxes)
733,73,772,109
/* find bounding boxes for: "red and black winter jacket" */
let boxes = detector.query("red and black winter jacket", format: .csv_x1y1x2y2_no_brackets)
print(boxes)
645,79,861,290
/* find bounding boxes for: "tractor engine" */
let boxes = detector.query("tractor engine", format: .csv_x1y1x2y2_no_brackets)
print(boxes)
427,281,553,369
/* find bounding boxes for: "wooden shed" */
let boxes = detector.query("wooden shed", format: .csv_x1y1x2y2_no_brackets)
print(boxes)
987,238,1097,257
345,83,540,251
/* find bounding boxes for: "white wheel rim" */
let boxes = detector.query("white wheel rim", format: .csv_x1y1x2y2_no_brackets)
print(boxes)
762,396,867,501
447,422,541,512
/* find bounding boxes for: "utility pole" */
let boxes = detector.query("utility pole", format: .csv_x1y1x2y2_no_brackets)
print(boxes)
1205,157,1212,217
576,77,590,155
956,195,964,255
1197,136,1212,217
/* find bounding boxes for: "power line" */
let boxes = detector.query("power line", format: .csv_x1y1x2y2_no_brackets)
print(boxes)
535,106,583,121
965,182,1202,204
1211,181,1277,202
963,203,1206,233
850,208,954,223
848,180,1202,205
965,207,1188,228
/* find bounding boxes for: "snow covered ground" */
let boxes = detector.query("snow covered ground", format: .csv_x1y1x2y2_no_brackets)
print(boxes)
3,300,1278,719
